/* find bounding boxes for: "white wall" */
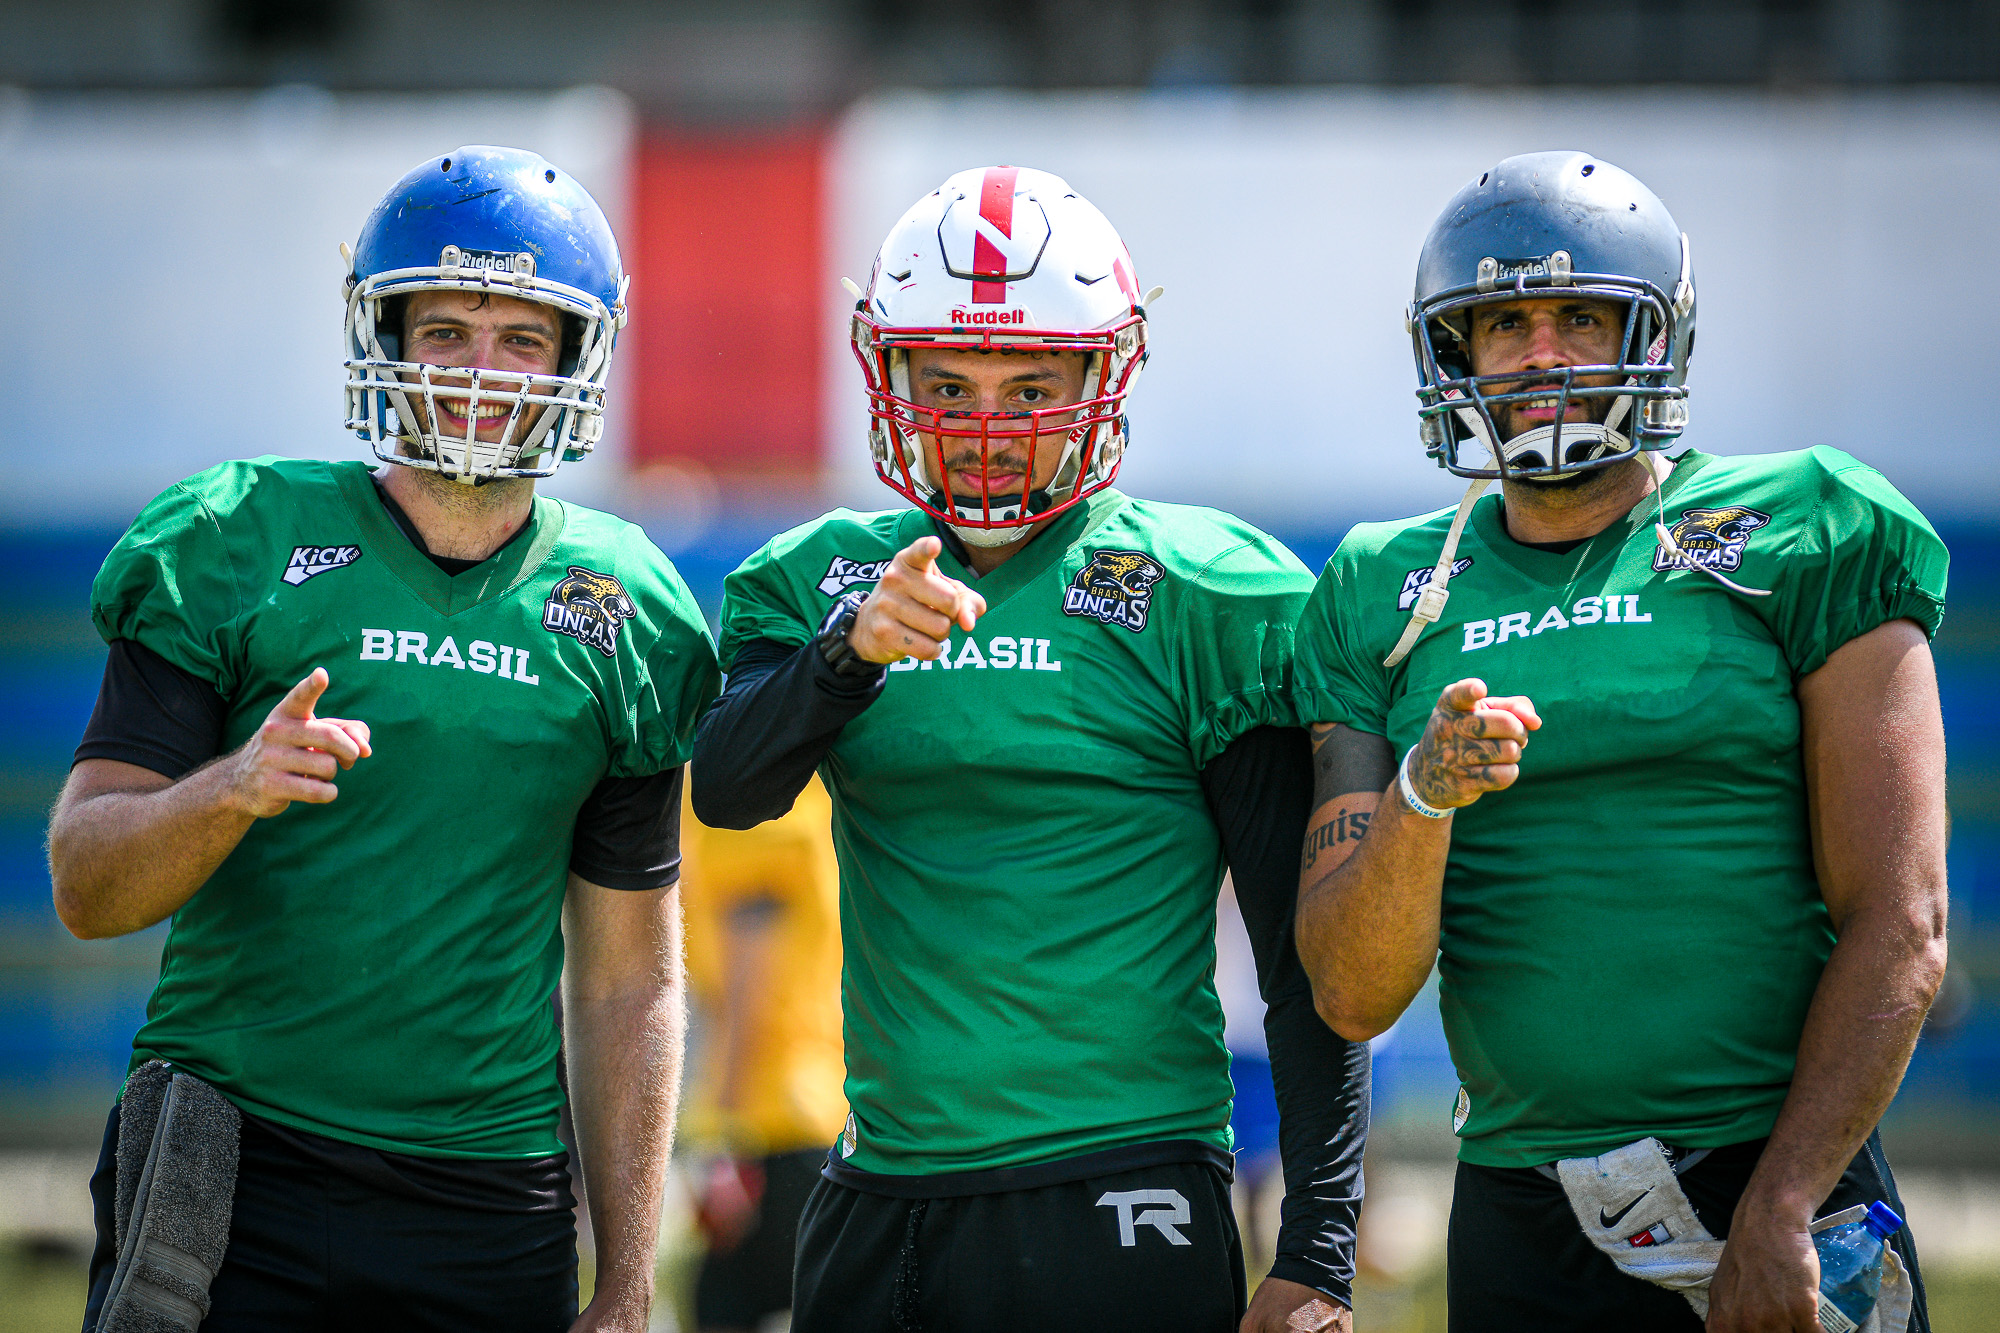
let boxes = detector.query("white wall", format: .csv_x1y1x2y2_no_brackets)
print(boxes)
0,86,634,526
826,89,2000,530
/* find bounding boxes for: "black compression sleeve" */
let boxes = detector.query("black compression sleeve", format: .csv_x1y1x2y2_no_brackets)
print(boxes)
690,636,885,830
569,767,685,891
74,640,229,780
1201,725,1370,1307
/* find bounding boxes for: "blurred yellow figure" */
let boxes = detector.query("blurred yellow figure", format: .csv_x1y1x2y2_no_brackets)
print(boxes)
680,774,845,1333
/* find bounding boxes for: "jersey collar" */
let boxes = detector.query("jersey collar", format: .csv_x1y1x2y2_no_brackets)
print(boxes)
1471,450,1713,584
335,462,568,616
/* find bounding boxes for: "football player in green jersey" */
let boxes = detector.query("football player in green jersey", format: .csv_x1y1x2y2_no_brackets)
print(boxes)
693,167,1368,1333
1293,151,1946,1333
49,147,719,1332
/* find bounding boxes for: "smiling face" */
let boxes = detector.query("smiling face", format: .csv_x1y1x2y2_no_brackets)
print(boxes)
903,347,1091,502
399,290,564,444
1465,296,1627,443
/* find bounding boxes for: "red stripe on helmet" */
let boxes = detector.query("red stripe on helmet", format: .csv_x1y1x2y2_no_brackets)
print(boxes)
1112,252,1140,303
970,166,1018,303
978,166,1019,243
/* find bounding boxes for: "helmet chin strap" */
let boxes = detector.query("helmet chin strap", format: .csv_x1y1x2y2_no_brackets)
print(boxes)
1455,393,1633,481
949,514,1036,548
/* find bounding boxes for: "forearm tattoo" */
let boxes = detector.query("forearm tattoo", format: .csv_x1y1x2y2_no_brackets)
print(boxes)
1302,725,1395,875
1301,807,1372,871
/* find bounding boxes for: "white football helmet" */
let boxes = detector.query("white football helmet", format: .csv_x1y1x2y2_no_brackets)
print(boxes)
851,166,1150,545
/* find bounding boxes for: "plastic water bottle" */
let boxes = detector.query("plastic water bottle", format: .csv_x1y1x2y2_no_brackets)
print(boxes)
1813,1201,1902,1332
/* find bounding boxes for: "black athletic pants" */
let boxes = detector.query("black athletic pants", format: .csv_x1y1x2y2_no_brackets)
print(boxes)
792,1157,1246,1332
1446,1131,1929,1332
82,1104,580,1332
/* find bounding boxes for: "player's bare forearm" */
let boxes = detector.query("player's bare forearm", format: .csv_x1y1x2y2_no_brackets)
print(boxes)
50,758,257,938
1296,766,1443,1041
51,668,370,940
562,876,686,1333
1296,681,1540,1041
1709,620,1947,1333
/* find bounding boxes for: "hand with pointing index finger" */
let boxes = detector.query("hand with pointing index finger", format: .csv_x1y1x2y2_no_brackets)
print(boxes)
848,536,987,664
1405,677,1541,812
222,668,373,818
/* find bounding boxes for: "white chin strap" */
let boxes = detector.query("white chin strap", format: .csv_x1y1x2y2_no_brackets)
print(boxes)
1456,394,1633,481
950,518,1034,549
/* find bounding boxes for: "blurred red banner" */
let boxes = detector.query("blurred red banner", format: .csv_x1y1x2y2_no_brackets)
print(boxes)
625,126,827,477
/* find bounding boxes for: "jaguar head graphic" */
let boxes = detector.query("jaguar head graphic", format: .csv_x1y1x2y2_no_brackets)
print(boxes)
1080,550,1166,600
1670,506,1771,551
554,567,635,624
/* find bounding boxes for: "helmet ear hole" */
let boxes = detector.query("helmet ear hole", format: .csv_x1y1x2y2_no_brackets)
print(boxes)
559,313,585,376
376,294,408,362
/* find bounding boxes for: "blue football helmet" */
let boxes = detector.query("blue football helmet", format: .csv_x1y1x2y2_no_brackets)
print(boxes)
344,145,629,482
1410,151,1694,482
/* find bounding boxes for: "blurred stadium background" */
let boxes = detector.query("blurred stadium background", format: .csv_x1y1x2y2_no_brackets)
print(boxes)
3,1,1998,1328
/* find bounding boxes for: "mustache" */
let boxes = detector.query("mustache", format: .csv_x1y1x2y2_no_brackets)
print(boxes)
939,451,1036,471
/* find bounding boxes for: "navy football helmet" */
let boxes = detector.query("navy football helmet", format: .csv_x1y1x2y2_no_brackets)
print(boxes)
344,146,628,482
1410,151,1694,482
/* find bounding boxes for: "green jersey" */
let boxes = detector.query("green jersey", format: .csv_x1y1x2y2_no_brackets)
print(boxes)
92,457,719,1158
717,490,1313,1176
1294,448,1948,1168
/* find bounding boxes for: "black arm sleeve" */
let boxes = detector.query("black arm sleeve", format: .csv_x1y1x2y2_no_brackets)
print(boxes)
690,635,885,830
1201,725,1370,1307
569,767,686,891
73,639,229,779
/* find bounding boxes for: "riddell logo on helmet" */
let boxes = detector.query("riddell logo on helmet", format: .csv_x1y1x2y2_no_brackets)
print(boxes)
950,308,1028,326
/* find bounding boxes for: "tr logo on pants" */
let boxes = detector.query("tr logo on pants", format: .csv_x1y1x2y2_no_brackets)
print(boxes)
1095,1189,1192,1247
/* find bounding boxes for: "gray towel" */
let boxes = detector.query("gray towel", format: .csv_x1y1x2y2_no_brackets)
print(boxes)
102,1061,241,1333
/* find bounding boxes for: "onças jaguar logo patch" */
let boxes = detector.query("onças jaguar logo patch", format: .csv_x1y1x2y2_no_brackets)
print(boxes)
543,565,636,657
1652,506,1771,576
1062,549,1165,633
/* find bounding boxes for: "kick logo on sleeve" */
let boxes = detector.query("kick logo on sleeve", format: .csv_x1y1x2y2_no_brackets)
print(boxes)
542,566,636,657
1652,506,1771,575
1062,549,1165,633
817,554,894,597
282,544,362,586
1398,557,1474,611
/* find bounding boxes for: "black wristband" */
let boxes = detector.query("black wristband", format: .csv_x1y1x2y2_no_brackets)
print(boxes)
815,590,881,679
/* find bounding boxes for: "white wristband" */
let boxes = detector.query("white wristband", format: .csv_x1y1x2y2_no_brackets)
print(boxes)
1398,746,1452,820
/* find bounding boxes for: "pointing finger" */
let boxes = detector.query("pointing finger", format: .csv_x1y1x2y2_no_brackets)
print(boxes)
954,588,987,631
276,668,329,721
897,536,942,577
1480,694,1543,731
899,571,971,617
